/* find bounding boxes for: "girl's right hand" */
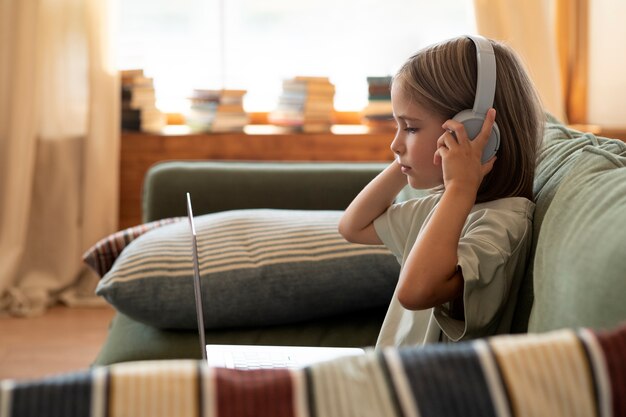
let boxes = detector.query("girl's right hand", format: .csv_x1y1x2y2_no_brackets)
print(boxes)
433,108,497,196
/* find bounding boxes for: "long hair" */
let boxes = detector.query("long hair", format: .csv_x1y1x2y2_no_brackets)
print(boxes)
394,36,545,202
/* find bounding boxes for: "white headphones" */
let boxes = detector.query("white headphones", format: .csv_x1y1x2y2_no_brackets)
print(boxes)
452,35,500,163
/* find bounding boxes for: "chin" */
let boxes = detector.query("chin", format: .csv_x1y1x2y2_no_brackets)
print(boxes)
408,177,442,190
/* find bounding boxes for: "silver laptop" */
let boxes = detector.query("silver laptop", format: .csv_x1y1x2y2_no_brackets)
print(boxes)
186,193,364,369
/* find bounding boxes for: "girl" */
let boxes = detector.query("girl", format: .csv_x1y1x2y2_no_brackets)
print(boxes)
338,36,544,347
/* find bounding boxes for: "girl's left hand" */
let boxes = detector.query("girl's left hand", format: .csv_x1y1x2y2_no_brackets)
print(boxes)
433,108,497,195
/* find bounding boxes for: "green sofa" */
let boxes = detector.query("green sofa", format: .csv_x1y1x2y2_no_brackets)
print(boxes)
4,120,624,417
93,120,626,365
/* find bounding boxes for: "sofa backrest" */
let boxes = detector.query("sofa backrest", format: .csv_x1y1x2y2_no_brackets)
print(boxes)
513,122,626,333
142,161,388,222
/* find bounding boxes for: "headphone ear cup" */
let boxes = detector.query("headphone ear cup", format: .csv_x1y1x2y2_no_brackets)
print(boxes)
452,110,500,164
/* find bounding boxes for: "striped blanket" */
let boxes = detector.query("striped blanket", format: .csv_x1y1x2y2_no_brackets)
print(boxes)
1,325,624,417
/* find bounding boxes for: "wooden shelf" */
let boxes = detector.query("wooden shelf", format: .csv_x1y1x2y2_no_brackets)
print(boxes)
119,126,395,229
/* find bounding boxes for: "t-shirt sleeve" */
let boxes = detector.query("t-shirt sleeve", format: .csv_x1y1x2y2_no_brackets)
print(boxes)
434,208,533,341
373,203,408,260
373,197,437,262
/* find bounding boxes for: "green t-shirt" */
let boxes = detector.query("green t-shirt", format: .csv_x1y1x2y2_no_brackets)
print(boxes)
374,193,535,348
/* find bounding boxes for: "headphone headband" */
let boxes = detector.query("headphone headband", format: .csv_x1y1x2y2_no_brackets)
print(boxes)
466,35,496,116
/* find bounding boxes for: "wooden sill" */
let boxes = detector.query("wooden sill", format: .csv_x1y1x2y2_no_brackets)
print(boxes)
166,110,364,126
156,124,379,136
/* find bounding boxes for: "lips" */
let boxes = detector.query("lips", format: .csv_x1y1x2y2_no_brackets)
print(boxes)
395,157,411,173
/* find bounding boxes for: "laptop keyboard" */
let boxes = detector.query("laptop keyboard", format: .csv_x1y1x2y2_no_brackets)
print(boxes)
230,350,295,370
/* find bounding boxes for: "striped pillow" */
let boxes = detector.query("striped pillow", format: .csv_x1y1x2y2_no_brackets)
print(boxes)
95,209,399,330
83,217,185,277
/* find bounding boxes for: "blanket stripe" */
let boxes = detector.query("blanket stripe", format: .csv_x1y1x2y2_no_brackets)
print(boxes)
595,326,626,416
472,340,512,417
399,343,498,417
1,325,625,417
578,328,612,417
214,368,294,417
7,372,92,417
306,352,400,417
490,330,597,417
382,351,420,417
376,351,408,417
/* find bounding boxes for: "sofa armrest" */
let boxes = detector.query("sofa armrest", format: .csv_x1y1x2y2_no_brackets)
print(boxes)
142,161,387,222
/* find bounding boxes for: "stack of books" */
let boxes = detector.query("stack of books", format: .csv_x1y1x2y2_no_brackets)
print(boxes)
185,89,249,132
120,69,166,132
361,76,395,131
269,76,335,133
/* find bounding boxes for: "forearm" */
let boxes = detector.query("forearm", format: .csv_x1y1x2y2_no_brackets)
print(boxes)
397,185,474,310
338,162,407,244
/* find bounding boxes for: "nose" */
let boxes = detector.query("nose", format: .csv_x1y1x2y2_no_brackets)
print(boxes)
390,134,404,156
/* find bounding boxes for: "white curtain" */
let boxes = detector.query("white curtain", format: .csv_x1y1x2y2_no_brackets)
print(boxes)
472,0,567,122
0,0,119,316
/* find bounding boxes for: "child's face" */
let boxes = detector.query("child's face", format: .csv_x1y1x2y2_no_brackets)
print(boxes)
390,82,447,189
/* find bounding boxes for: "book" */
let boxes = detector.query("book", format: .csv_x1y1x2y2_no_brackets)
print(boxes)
269,76,336,132
282,79,335,96
120,69,145,85
119,69,165,132
121,85,156,109
121,106,166,132
185,89,249,132
361,75,394,131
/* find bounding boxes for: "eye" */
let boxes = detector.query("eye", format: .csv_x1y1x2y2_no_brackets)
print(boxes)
404,127,419,134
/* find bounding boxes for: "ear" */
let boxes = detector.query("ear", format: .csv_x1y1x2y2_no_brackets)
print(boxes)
452,110,500,163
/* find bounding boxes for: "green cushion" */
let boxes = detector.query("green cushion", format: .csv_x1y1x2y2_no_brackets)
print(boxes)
511,122,622,332
529,143,626,332
93,308,386,365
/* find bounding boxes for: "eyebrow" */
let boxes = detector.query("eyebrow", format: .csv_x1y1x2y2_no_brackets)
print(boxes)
394,114,423,122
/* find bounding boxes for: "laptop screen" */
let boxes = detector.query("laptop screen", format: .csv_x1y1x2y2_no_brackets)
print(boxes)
187,192,207,360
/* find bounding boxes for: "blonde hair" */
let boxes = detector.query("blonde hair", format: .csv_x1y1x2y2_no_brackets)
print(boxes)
394,36,545,202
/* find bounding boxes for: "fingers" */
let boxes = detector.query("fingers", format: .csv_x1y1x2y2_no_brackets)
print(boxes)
481,155,497,176
442,108,496,146
437,129,461,151
440,108,497,164
433,146,445,166
477,108,497,146
441,120,469,146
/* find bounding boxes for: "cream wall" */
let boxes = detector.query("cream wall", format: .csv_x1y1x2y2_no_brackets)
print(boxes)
588,0,626,127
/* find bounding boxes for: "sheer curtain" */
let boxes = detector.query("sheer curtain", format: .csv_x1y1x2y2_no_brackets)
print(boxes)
0,0,119,316
472,0,588,123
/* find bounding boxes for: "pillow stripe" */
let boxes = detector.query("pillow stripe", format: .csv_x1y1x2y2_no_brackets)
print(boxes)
133,229,348,253
102,249,394,284
113,236,384,267
194,217,340,231
194,222,341,242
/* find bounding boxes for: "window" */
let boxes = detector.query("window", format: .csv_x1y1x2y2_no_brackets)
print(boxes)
115,0,474,112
